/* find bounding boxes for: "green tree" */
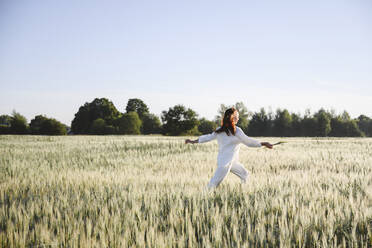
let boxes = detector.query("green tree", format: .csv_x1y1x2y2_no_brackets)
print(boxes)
125,98,149,119
329,111,363,137
357,115,372,137
290,113,302,137
90,118,107,135
10,111,29,134
161,105,199,136
329,116,345,137
272,109,292,137
30,115,67,135
247,108,271,136
39,118,67,135
71,98,121,134
314,109,331,136
30,115,48,134
301,117,317,137
299,109,316,137
198,118,218,134
183,126,201,136
89,98,120,125
125,98,162,134
141,113,162,134
345,120,363,137
71,103,91,134
117,112,142,134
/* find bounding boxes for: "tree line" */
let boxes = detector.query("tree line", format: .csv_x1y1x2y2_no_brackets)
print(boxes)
1,97,372,137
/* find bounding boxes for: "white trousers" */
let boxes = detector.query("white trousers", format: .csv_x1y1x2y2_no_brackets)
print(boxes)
207,161,249,189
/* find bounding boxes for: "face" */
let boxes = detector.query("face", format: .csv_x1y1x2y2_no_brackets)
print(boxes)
232,111,239,124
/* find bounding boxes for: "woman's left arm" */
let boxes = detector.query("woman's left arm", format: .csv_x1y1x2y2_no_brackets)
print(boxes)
236,127,273,148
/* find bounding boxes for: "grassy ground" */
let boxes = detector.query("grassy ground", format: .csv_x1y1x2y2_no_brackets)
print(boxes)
0,135,372,247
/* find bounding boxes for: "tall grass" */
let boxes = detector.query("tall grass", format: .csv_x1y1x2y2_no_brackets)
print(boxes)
0,135,372,247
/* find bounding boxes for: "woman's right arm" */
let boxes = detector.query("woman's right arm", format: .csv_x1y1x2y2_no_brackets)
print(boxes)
185,138,198,144
185,132,217,144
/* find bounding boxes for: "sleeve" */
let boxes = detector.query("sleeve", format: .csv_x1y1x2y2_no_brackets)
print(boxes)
235,127,262,147
198,132,217,143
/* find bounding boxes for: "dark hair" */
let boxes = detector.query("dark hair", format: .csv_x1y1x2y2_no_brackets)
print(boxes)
215,107,237,136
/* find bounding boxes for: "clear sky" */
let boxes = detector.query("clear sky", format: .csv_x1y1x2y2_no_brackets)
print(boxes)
1,0,371,125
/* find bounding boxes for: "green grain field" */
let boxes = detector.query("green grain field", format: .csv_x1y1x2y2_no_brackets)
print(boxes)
1,135,372,247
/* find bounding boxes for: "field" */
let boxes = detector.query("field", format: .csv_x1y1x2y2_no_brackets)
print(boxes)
1,135,372,247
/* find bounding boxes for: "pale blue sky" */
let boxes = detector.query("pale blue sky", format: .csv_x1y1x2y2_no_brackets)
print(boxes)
1,0,371,125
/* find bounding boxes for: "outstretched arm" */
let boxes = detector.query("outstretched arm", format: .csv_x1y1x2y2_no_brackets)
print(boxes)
185,131,217,144
236,127,273,149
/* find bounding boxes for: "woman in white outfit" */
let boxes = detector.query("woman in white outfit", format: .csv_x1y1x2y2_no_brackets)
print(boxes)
185,107,273,189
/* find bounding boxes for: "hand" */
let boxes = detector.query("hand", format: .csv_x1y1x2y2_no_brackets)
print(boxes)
185,139,195,144
261,142,273,149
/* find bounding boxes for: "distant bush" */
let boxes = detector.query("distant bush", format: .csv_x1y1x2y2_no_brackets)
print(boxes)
116,112,142,134
161,105,199,136
10,111,29,134
142,113,162,134
90,118,107,135
30,115,67,135
198,118,217,134
71,98,121,134
40,118,67,135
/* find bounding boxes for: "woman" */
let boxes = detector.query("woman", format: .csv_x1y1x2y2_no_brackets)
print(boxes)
185,107,273,189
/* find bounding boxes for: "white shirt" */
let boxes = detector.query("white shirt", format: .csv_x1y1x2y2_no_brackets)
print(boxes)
198,126,261,167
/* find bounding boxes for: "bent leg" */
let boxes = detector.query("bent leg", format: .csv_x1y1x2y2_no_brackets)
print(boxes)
207,163,232,189
230,162,249,184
